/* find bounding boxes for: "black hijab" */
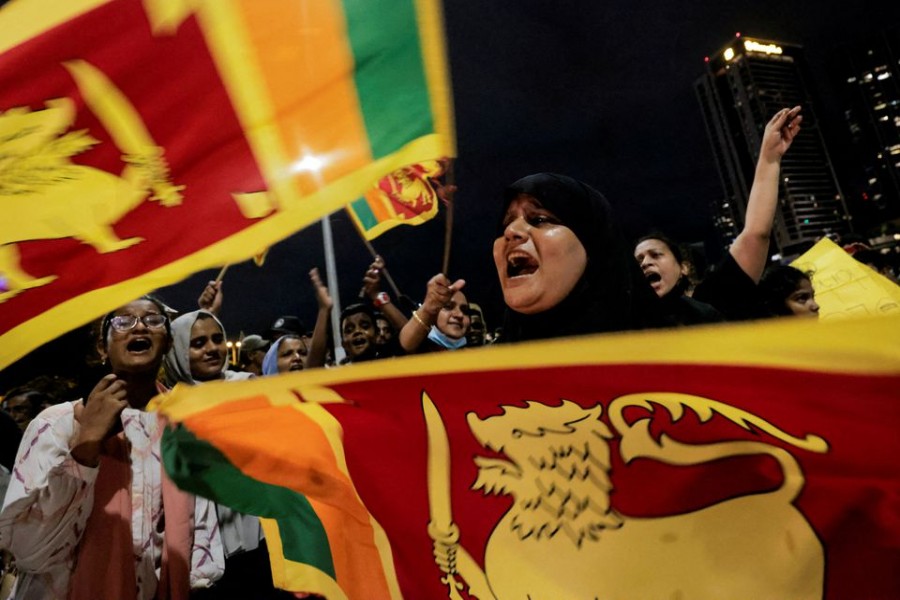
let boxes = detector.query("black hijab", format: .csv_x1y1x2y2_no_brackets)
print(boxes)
497,173,662,342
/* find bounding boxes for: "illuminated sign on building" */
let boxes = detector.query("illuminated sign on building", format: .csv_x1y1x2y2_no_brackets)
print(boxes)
744,40,783,55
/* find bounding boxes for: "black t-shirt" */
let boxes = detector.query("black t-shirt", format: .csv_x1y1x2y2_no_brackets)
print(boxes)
693,253,767,321
660,293,725,327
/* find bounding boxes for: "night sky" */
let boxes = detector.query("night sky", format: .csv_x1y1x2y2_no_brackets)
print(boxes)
3,0,899,389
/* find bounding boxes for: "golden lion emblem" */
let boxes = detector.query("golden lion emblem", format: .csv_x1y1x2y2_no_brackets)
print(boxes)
423,392,828,600
369,160,446,214
0,60,183,303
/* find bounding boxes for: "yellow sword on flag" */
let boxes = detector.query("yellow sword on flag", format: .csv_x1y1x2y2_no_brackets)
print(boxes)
421,391,494,600
63,59,184,206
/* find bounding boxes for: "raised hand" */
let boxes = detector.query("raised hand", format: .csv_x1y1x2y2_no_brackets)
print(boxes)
309,267,334,312
761,106,803,164
361,256,385,300
421,273,466,318
198,280,223,315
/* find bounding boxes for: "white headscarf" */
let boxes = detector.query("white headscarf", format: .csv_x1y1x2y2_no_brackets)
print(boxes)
162,310,252,387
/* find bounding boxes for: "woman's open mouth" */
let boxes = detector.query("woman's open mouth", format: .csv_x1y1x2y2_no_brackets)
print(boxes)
644,271,662,284
126,338,152,353
507,252,538,277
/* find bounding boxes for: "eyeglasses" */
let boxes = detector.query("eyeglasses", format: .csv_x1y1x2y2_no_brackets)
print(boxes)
108,313,168,332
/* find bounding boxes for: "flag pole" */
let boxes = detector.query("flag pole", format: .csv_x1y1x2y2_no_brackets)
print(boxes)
321,212,346,364
215,264,229,283
441,161,456,275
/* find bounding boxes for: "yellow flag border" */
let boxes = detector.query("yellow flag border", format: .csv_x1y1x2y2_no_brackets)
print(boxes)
0,0,113,54
414,0,456,156
158,313,900,422
0,132,449,370
259,518,350,600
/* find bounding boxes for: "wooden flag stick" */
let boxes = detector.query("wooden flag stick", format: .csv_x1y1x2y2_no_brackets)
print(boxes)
441,161,456,276
214,264,229,283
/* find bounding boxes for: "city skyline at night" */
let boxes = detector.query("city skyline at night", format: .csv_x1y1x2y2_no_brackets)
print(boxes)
696,34,852,257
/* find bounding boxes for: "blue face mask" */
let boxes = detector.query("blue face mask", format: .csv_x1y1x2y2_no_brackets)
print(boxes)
427,326,468,350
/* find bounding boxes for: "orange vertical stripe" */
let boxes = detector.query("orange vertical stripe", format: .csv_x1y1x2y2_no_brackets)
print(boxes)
237,0,373,196
184,398,392,598
364,187,395,222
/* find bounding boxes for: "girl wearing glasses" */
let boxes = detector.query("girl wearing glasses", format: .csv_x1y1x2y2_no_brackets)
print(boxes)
0,297,223,599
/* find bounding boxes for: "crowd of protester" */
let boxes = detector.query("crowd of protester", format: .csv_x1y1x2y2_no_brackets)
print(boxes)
1,104,898,598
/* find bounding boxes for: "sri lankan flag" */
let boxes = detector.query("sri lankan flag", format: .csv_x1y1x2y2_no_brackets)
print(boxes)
0,0,454,369
346,159,447,241
159,314,900,599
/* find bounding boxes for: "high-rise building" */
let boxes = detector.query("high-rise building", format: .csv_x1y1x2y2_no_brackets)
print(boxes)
696,35,852,256
835,26,900,233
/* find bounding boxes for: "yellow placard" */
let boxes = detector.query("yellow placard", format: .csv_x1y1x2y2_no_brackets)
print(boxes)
792,238,900,320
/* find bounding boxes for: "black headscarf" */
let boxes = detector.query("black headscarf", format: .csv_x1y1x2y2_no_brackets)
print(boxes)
497,173,662,342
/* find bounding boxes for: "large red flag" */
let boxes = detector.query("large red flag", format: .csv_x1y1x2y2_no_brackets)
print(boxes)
0,0,454,369
159,314,900,599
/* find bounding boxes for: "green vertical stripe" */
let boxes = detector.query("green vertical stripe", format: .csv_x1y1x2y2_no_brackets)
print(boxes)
162,425,336,577
343,0,434,159
350,197,379,230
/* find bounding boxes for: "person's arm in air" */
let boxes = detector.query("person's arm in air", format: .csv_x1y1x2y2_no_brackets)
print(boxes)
361,256,409,331
730,106,802,283
399,274,464,353
305,268,333,369
198,280,223,316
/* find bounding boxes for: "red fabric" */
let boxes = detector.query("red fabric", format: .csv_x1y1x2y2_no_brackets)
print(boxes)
68,430,194,600
314,363,900,599
69,434,136,600
157,469,193,600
